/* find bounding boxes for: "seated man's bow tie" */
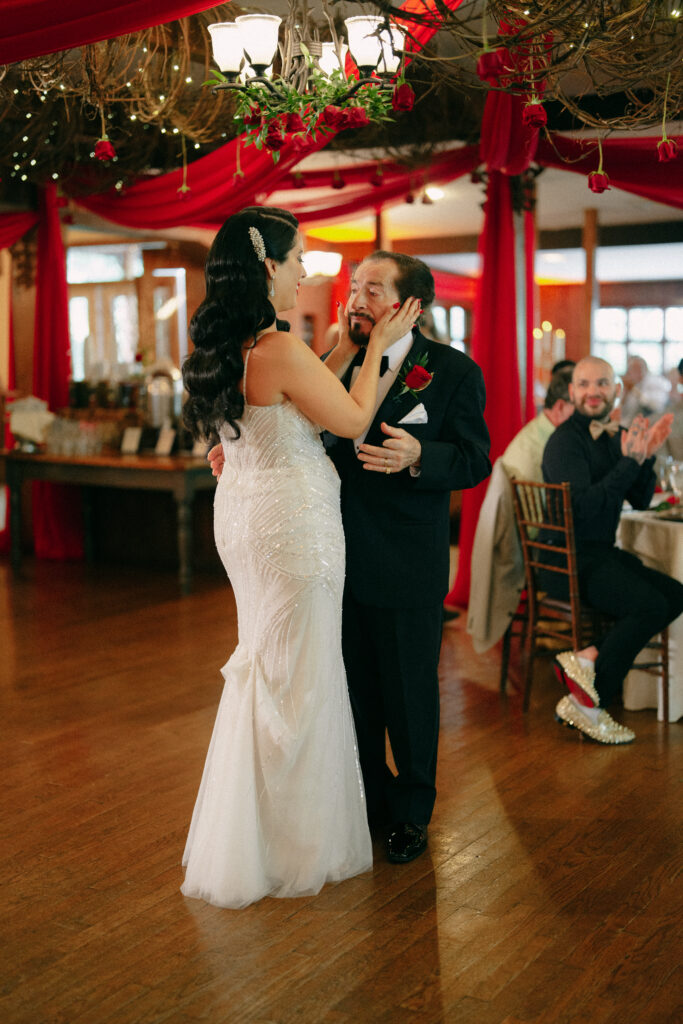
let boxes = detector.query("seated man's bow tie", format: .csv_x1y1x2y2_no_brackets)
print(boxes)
589,418,620,440
354,349,390,376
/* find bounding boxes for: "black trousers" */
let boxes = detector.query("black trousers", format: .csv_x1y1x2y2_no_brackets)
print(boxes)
578,547,683,706
341,588,443,828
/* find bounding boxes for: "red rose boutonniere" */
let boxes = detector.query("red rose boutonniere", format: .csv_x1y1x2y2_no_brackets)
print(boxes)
396,355,433,399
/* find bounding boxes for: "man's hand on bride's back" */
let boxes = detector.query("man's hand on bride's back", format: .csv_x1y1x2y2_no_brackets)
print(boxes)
208,444,224,478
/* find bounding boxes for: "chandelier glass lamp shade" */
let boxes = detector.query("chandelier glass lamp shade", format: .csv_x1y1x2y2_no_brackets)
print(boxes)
205,8,412,158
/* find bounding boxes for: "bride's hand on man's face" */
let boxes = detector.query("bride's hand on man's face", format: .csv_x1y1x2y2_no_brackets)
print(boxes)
208,443,224,478
369,297,422,352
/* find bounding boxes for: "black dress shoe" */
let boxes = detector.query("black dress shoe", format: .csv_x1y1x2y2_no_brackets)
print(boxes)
386,823,428,864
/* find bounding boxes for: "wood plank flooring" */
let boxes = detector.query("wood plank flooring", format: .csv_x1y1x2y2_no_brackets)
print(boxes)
1,559,680,1024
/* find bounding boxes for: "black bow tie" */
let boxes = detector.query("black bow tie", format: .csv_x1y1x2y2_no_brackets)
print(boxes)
354,349,390,376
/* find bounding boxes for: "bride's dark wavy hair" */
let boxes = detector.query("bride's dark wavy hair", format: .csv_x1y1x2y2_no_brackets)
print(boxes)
182,206,299,440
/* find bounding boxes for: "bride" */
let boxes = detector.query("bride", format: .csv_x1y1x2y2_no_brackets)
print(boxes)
180,206,419,908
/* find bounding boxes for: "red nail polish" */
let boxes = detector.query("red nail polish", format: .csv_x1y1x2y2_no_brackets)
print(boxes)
393,302,400,309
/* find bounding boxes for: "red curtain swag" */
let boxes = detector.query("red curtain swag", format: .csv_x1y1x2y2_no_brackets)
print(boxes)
537,135,683,211
31,186,84,560
0,1,225,65
78,133,330,232
447,170,523,607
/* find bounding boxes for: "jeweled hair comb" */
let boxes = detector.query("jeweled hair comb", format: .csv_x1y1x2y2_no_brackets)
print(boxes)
248,226,266,261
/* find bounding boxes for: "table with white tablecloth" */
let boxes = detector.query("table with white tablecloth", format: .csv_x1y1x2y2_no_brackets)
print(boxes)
617,510,683,722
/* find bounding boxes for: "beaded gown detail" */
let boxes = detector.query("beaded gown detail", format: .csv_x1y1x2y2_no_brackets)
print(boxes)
181,357,372,909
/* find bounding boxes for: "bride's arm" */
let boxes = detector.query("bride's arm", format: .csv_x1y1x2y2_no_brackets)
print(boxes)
323,302,359,380
259,299,419,438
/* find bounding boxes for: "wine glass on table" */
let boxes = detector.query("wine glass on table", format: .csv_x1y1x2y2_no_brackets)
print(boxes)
670,462,683,501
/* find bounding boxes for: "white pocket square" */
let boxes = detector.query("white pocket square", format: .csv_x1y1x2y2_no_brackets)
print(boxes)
398,403,428,425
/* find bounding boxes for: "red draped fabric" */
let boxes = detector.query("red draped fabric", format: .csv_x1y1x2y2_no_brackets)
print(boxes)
78,134,329,231
432,270,477,307
537,135,683,211
0,1,224,65
524,207,536,421
0,316,16,554
31,186,84,559
447,171,522,607
0,212,39,250
480,92,539,175
284,146,480,226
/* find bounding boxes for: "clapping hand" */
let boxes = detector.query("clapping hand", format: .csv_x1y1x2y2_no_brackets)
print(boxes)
621,413,674,464
644,412,673,457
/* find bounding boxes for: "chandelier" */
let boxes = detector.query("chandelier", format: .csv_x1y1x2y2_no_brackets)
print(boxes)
206,4,413,156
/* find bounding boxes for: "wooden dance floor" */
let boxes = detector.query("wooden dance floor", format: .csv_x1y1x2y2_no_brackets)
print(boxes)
1,559,680,1024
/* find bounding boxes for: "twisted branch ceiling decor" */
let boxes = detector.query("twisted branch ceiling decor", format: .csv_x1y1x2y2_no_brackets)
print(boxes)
0,7,238,197
362,0,682,133
0,1,680,204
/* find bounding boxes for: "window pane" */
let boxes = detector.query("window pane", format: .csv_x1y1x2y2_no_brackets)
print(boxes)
112,293,139,365
430,305,448,341
594,341,627,375
594,307,627,342
450,306,466,341
68,296,90,381
665,307,683,343
628,342,663,375
665,340,683,371
628,307,663,342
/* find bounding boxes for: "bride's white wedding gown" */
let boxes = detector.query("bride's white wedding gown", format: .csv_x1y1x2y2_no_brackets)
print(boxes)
181,364,372,909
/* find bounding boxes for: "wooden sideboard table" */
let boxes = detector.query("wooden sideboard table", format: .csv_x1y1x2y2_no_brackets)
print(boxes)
1,449,216,594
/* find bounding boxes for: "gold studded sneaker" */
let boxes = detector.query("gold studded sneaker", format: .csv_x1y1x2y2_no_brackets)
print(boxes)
555,696,635,745
555,651,600,707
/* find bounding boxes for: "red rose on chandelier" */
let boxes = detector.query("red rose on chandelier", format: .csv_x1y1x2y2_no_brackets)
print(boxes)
588,170,611,194
94,138,116,161
264,120,286,151
342,107,370,130
243,106,262,127
522,101,547,129
476,50,504,86
392,83,415,112
322,105,345,128
404,365,432,391
286,111,306,133
657,138,678,162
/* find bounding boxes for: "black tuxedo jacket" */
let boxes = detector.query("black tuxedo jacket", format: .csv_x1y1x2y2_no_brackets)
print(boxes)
324,330,490,608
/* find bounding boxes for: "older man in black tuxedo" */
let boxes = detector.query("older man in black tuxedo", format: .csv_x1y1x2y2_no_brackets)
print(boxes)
323,252,490,863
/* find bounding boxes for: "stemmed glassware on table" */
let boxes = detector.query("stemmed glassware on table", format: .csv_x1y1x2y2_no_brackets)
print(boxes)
670,462,683,501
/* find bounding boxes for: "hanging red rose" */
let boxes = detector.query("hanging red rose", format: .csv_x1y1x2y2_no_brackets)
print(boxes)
342,107,370,130
286,111,305,133
94,138,115,161
522,101,547,129
588,170,611,194
657,138,678,162
322,105,345,128
476,50,504,86
404,364,433,391
264,120,286,151
392,83,415,112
